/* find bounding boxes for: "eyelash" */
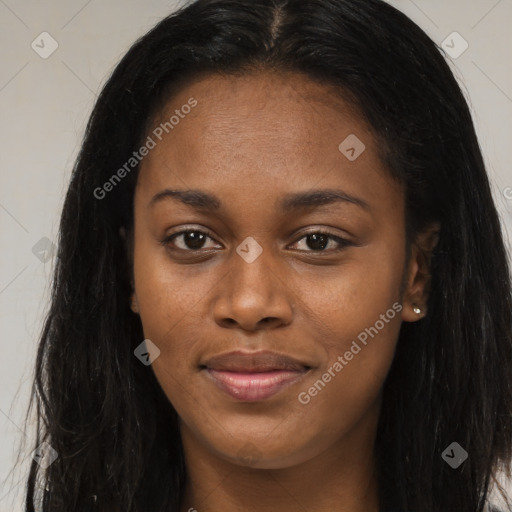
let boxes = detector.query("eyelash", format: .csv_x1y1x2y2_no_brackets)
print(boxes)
160,228,352,254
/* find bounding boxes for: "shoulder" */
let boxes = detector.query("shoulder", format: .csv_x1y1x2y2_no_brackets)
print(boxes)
486,504,510,512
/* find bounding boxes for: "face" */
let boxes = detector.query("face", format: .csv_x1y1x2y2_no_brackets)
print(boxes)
129,70,427,470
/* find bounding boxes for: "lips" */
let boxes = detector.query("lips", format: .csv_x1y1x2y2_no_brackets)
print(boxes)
200,350,312,402
202,350,311,373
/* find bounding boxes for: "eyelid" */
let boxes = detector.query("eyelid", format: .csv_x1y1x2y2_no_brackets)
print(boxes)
161,226,220,249
288,228,352,252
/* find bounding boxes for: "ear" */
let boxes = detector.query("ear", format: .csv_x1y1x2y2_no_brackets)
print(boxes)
401,222,440,322
120,226,139,314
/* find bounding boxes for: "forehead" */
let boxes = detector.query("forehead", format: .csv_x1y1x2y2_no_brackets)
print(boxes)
136,70,402,216
148,69,367,163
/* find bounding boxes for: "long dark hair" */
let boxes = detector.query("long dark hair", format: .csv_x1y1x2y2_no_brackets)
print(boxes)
23,0,512,510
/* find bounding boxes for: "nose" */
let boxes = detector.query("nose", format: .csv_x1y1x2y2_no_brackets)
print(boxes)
212,246,294,331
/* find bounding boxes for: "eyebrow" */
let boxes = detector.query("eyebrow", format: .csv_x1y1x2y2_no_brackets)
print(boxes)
149,188,371,212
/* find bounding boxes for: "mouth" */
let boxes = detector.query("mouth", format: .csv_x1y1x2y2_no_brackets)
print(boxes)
200,350,312,402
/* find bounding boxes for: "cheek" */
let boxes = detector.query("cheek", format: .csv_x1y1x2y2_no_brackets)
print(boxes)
303,239,404,345
132,226,217,340
294,298,402,454
312,313,401,403
131,249,197,391
131,234,245,417
295,242,404,411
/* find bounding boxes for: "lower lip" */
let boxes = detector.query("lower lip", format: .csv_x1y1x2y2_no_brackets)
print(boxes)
204,368,308,401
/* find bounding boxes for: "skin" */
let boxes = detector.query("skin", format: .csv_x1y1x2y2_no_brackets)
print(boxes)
128,69,439,512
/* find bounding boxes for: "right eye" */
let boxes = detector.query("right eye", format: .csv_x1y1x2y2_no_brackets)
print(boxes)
161,228,222,252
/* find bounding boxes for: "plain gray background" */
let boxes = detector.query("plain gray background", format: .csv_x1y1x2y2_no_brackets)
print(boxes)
1,0,511,510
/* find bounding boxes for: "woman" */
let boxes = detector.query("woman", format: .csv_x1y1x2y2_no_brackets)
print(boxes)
24,0,512,510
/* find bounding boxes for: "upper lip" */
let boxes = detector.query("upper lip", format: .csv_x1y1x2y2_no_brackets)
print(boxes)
201,350,311,373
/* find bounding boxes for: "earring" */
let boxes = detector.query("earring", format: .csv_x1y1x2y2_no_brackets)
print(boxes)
130,295,139,314
413,305,422,315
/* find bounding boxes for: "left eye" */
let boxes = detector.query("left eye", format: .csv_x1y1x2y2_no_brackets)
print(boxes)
290,231,350,252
